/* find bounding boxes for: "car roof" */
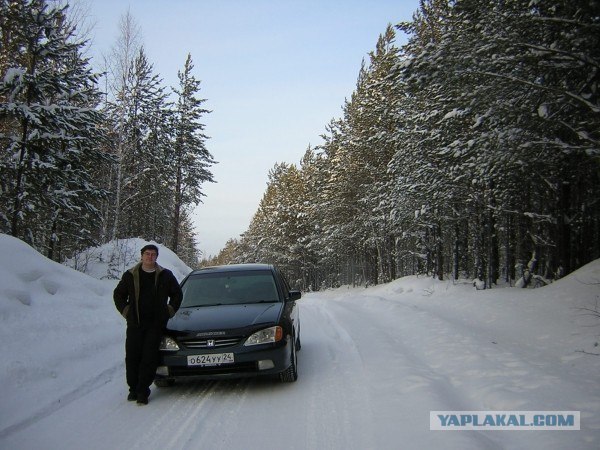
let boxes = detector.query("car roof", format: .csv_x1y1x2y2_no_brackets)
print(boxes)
189,263,275,276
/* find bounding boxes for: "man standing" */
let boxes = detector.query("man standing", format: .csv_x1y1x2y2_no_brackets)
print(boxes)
113,244,183,405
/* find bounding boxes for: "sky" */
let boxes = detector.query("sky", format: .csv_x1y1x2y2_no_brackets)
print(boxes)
83,0,421,257
1,233,598,448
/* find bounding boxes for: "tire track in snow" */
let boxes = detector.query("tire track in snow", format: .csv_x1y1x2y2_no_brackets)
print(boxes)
299,300,377,450
354,292,598,413
129,381,222,450
0,362,121,439
174,379,254,450
314,295,504,450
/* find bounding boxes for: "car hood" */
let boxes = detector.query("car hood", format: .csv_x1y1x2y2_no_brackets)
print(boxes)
167,302,283,333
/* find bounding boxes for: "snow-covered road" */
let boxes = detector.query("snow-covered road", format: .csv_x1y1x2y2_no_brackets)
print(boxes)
2,273,599,450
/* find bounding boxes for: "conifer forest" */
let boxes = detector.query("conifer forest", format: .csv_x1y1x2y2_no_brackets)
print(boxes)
1,0,599,289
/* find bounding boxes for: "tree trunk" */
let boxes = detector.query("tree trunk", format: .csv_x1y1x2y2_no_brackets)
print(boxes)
172,161,184,254
436,222,443,281
453,223,459,281
11,116,30,238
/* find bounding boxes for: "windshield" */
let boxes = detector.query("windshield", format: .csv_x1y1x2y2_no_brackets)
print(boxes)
181,270,281,307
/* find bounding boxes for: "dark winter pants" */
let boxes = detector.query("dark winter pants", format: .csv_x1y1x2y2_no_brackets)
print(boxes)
125,325,162,396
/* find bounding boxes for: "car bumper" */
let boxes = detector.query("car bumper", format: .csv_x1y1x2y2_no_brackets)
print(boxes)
156,339,292,381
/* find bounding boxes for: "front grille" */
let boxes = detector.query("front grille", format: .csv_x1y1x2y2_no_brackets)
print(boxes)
183,337,242,349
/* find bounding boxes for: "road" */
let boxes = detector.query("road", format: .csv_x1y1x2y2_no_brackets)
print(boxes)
1,285,598,450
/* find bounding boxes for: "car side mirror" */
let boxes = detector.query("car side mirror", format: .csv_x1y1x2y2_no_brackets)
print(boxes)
289,290,301,301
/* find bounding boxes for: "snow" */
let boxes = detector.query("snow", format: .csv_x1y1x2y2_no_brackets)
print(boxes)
2,67,25,87
1,233,599,449
62,237,192,282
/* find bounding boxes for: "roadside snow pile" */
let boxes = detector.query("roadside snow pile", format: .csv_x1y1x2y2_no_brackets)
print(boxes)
0,234,191,436
63,237,192,281
0,234,121,436
320,261,600,358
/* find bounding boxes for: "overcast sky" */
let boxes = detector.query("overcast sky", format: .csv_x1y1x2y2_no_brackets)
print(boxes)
85,0,420,257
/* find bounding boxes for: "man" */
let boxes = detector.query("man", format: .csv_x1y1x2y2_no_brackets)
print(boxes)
113,244,183,405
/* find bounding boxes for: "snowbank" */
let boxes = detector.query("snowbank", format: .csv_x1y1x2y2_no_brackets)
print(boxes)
63,237,192,281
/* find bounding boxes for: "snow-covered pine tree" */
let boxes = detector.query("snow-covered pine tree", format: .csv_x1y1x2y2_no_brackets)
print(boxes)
316,116,369,286
0,0,107,259
106,47,173,241
390,0,459,281
391,0,600,284
353,25,402,283
126,48,173,241
297,146,329,290
170,53,215,253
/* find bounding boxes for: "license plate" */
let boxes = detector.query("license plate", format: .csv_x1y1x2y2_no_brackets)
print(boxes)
187,353,235,367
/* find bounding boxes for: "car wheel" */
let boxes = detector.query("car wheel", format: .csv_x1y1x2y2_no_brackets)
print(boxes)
154,377,175,387
279,334,298,382
295,333,302,351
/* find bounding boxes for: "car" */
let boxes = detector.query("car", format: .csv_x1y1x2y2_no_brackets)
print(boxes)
155,263,302,386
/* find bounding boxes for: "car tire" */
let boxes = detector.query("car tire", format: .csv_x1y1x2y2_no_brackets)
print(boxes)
279,335,298,382
295,333,302,351
154,377,175,387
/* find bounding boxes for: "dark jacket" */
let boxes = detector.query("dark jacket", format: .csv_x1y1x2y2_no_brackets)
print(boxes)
113,262,183,327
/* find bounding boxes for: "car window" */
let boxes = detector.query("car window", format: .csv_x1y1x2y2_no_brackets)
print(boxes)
181,270,280,307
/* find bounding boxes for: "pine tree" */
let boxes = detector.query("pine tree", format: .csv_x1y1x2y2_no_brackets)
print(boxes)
106,47,172,240
0,0,107,258
170,53,215,253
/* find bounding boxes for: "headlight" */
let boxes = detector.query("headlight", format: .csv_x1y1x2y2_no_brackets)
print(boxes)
160,336,180,351
244,326,283,346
